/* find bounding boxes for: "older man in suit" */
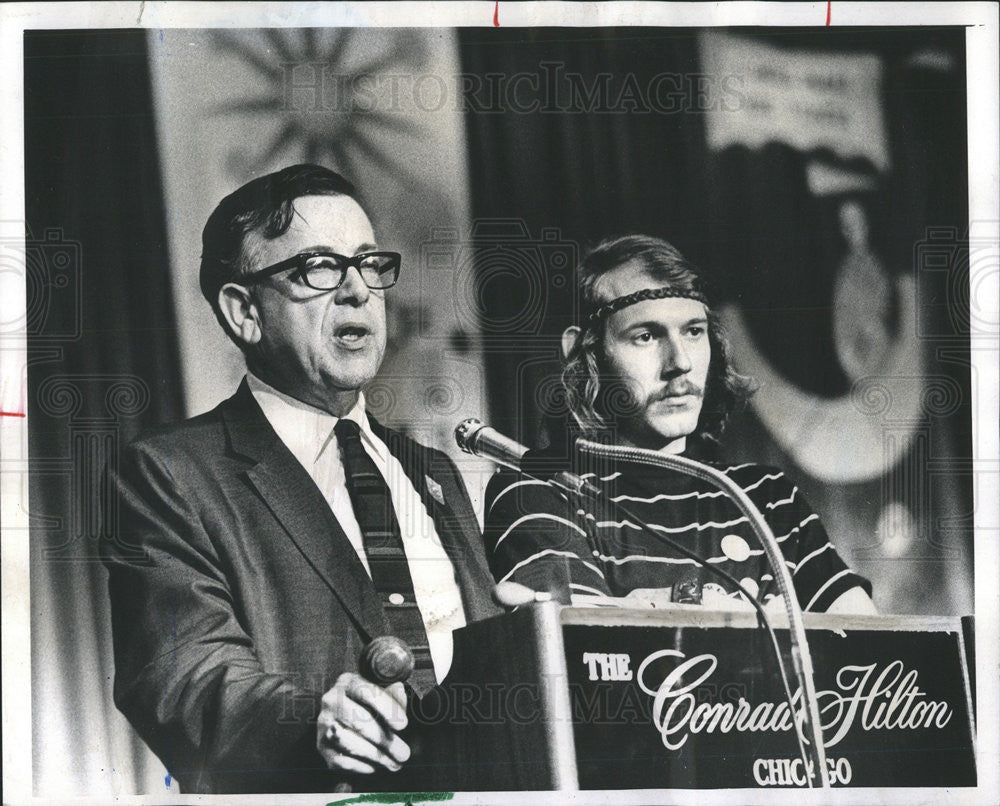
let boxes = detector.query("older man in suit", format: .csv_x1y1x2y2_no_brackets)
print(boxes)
102,164,499,793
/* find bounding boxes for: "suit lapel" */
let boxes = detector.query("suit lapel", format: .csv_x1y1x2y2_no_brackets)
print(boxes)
223,382,390,641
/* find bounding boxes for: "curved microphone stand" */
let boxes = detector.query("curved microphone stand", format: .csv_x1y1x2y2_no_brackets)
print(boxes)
574,439,831,789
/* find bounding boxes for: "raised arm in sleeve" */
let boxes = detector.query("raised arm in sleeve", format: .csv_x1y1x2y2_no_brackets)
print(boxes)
483,469,613,603
757,473,873,613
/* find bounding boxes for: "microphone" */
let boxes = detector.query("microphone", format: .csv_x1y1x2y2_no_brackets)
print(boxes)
359,636,415,686
332,637,417,794
454,418,528,471
454,418,598,496
458,419,828,785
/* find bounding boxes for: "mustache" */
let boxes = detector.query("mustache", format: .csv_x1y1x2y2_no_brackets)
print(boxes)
592,375,705,419
647,381,704,405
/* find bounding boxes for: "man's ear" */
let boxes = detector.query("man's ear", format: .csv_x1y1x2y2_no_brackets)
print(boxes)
218,283,262,348
561,326,582,361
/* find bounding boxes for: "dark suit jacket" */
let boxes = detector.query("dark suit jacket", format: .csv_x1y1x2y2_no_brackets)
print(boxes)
102,381,500,793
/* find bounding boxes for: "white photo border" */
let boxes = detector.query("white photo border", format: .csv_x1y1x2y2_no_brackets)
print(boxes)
1,3,996,805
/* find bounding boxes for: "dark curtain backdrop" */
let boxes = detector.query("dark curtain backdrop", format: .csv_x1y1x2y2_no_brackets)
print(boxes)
25,30,181,794
459,28,711,447
701,29,972,615
459,27,972,615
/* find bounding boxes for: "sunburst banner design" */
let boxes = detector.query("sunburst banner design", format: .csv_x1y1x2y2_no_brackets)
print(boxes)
148,28,491,496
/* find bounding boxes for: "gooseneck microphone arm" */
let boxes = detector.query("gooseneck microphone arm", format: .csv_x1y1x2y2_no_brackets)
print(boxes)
455,418,830,789
573,439,829,788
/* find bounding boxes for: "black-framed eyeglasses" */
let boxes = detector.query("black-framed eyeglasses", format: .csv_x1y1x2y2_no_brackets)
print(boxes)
242,251,401,290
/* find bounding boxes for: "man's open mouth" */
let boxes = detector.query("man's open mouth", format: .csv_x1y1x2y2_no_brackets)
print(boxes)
334,324,371,344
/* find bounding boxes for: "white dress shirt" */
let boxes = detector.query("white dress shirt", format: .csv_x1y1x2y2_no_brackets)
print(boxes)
247,372,466,681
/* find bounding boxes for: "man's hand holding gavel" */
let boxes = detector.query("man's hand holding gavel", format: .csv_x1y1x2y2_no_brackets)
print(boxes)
316,637,416,776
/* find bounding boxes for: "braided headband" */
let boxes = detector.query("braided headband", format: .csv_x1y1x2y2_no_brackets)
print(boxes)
586,286,708,324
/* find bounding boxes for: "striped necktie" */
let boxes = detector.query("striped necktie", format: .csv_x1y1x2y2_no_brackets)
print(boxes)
334,418,436,694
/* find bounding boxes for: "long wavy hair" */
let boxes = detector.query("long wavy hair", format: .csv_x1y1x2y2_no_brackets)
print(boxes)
561,235,756,445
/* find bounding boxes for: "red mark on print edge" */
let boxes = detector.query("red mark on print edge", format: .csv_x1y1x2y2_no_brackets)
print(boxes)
826,2,831,25
1,411,26,418
493,1,500,27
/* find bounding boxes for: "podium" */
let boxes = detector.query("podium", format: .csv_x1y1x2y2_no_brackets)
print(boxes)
409,604,976,790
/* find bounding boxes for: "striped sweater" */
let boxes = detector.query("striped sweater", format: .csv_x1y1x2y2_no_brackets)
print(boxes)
483,456,870,612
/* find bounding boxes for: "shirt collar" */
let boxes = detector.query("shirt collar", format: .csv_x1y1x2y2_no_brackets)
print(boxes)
245,372,385,464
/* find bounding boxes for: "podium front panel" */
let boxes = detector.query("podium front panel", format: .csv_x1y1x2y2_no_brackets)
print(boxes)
560,609,976,789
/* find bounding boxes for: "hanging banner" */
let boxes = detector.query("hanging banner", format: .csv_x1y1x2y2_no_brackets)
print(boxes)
699,31,889,170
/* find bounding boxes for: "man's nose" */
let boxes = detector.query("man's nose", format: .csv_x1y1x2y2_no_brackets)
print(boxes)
333,265,371,306
660,334,692,376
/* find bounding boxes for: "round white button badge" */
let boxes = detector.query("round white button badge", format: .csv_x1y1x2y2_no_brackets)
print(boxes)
720,534,751,563
388,593,405,605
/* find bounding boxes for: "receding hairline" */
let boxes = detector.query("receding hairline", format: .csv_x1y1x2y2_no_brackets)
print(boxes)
235,191,370,276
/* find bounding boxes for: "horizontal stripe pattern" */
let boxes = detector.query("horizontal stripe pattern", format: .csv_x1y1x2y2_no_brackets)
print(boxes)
497,548,606,584
484,458,870,613
495,512,588,548
489,478,559,512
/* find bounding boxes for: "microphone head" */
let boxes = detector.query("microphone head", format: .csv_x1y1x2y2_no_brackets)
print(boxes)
360,636,415,686
454,418,485,454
